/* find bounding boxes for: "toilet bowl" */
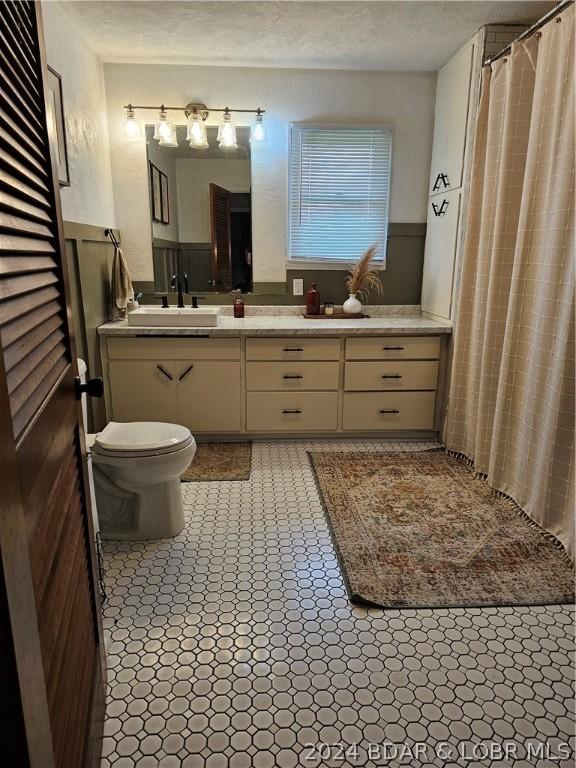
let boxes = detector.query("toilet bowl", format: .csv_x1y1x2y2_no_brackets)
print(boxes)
89,421,196,540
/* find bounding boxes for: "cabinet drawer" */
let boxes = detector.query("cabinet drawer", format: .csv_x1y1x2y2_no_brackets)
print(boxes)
343,392,436,431
345,361,438,391
345,336,440,360
246,337,340,361
247,392,338,432
107,337,241,361
246,362,339,391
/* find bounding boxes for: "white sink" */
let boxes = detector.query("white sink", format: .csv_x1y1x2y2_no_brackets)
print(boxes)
127,307,219,327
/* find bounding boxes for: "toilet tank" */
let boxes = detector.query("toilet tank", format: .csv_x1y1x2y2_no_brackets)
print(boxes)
77,359,100,535
77,358,89,434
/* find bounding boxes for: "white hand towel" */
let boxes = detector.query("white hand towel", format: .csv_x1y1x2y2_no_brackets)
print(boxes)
111,245,134,316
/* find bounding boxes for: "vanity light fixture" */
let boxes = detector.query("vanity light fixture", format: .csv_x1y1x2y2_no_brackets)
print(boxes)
250,109,266,143
122,101,266,149
124,104,142,137
217,109,238,149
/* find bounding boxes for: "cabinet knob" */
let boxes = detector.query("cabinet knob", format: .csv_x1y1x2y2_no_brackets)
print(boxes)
283,347,303,352
382,346,404,351
381,374,402,379
379,409,400,414
282,409,302,414
282,374,303,379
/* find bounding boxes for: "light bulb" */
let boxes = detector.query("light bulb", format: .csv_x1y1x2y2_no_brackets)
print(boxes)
217,112,238,149
187,113,209,148
154,109,172,141
250,113,266,143
159,123,178,147
124,106,142,137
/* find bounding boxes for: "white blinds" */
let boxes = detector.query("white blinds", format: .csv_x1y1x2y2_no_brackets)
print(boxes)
288,124,392,265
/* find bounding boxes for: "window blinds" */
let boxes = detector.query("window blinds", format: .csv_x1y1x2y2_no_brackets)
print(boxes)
288,124,392,265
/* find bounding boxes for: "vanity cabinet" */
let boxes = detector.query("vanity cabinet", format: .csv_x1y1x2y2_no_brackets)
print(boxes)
108,360,178,423
105,338,241,432
101,332,445,436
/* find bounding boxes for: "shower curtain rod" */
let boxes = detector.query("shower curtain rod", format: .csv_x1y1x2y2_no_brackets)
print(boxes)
485,0,573,65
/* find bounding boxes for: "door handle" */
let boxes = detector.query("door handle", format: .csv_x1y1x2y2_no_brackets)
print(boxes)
283,374,303,379
74,376,103,399
178,364,194,381
379,409,399,414
381,374,402,379
156,365,173,381
382,346,404,351
282,409,302,414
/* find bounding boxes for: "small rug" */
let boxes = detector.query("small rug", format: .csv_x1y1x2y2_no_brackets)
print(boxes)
182,442,252,482
308,450,575,609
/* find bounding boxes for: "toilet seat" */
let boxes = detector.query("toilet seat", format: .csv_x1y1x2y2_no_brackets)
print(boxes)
93,421,193,458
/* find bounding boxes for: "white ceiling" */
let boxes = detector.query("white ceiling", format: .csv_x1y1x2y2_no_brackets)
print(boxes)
59,0,554,71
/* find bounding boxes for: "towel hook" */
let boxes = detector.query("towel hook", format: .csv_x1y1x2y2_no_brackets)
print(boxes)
105,228,120,248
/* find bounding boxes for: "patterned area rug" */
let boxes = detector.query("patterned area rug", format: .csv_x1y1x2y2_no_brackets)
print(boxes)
309,450,575,609
182,442,252,482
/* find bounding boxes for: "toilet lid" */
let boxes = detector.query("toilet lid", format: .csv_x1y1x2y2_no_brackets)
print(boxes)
94,421,192,453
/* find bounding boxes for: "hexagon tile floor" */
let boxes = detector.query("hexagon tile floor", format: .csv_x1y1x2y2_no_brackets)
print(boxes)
101,441,575,768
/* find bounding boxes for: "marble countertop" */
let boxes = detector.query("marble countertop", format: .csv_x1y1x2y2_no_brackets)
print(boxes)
98,311,452,337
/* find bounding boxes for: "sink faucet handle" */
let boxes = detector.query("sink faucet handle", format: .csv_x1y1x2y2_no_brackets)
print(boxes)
183,272,189,293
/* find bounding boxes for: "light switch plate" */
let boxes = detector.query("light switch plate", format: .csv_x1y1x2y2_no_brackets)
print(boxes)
293,278,304,296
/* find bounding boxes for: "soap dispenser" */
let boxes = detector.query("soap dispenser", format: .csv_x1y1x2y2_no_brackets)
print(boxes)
234,289,245,318
306,282,321,315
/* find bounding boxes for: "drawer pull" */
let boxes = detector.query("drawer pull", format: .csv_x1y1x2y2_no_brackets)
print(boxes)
383,346,404,351
178,364,194,381
283,374,303,379
381,374,402,379
379,409,400,414
282,409,302,414
283,347,304,352
156,364,173,381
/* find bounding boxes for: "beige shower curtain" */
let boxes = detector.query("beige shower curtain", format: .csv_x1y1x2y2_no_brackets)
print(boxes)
445,5,575,558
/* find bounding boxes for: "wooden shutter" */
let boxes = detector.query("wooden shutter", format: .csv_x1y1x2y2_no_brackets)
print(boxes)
0,3,105,767
209,182,232,289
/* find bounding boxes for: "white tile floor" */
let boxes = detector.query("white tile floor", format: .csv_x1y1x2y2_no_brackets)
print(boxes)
101,441,575,768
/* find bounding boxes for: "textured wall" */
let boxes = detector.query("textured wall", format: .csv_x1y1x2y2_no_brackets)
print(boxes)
42,2,116,229
104,63,436,282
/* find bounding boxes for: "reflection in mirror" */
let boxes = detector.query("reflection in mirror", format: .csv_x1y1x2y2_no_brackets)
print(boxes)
146,125,252,294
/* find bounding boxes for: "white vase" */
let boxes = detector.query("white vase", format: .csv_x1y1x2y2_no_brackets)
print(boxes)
343,293,362,315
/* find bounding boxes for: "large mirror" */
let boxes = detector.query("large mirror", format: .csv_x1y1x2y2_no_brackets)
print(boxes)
146,125,253,294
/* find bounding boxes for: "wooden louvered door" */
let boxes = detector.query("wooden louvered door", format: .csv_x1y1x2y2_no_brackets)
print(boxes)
0,3,105,768
209,182,232,289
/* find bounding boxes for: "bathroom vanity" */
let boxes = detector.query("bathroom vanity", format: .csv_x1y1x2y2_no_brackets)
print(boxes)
98,313,452,437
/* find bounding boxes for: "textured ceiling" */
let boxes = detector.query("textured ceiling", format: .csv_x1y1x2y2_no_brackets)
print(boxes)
59,0,554,71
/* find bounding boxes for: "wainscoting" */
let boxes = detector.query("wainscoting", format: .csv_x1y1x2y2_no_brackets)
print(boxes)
64,222,117,430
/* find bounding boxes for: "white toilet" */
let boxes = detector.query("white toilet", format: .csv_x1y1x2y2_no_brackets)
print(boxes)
78,361,196,540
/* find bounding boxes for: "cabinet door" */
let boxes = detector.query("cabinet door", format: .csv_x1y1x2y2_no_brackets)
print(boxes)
420,189,461,320
429,38,475,196
177,362,241,432
108,361,178,422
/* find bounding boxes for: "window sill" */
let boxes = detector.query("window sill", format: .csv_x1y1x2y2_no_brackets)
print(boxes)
286,260,386,272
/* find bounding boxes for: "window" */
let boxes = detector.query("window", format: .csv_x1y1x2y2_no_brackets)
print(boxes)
288,124,392,267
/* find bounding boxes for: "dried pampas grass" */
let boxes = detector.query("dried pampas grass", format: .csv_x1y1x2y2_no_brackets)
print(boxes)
345,245,383,300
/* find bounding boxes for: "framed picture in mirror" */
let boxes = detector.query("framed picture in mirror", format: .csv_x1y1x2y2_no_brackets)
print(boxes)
150,162,162,222
160,172,169,224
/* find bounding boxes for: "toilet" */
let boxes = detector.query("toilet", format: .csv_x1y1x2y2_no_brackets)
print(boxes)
78,360,196,540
